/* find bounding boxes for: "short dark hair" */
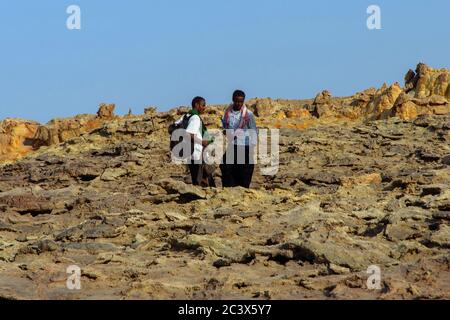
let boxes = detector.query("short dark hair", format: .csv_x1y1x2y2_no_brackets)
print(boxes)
191,96,205,108
233,90,246,100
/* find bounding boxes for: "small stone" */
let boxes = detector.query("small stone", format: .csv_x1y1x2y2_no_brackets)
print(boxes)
213,258,231,268
165,211,187,222
442,155,450,165
329,263,351,275
158,178,206,200
101,168,127,181
432,211,450,220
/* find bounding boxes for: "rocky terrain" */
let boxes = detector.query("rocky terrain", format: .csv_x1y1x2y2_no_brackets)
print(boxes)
0,63,449,300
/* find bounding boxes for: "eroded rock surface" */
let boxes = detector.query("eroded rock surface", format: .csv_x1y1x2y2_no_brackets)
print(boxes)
0,110,448,299
0,63,449,300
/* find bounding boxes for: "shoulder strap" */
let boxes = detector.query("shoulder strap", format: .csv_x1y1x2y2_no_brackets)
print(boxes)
179,113,195,130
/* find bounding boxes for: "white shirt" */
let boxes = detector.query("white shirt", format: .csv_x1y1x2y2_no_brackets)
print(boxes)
175,114,203,162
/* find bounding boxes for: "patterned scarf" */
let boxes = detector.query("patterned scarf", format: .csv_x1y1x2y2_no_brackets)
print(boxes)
223,104,250,129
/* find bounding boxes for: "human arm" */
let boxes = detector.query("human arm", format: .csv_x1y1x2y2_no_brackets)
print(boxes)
186,115,211,147
248,113,258,147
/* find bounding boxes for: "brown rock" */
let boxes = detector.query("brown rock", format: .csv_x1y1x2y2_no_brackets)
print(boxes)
248,98,281,117
144,106,157,116
312,91,336,118
313,90,332,105
97,103,115,119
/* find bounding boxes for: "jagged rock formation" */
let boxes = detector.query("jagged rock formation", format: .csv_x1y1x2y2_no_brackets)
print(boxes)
0,63,449,299
96,103,116,119
0,119,40,163
33,104,118,149
0,105,122,163
405,63,450,99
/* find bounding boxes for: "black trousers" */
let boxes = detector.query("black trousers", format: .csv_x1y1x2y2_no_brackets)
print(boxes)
220,145,255,188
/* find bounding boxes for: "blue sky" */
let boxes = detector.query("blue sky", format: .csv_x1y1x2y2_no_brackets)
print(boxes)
0,0,449,123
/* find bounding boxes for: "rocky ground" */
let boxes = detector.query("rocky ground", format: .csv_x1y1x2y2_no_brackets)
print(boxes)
0,63,449,300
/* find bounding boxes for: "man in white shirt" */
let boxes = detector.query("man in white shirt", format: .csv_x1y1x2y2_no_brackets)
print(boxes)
174,96,215,186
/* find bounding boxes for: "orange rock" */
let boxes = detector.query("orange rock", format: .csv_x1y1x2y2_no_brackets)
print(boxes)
275,111,287,120
393,100,419,120
0,119,40,162
365,83,403,120
285,109,311,119
341,173,382,188
391,93,450,120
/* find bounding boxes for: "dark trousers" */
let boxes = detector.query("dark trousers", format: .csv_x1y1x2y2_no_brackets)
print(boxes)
220,145,255,188
188,161,216,187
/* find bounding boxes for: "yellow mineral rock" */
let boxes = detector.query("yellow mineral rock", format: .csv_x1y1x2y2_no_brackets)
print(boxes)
0,119,40,162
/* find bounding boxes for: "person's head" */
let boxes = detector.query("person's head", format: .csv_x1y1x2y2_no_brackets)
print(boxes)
232,90,246,110
192,96,206,113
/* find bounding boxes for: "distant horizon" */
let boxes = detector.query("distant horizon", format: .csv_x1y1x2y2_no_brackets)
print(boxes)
0,60,438,124
1,1,449,123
